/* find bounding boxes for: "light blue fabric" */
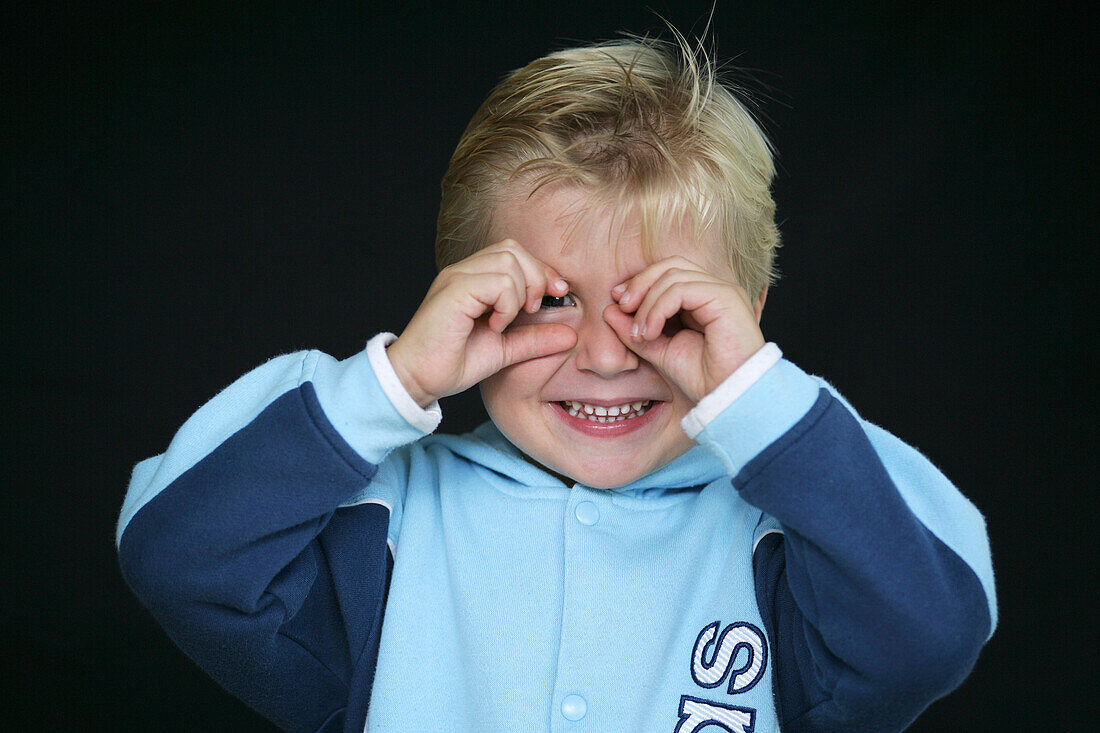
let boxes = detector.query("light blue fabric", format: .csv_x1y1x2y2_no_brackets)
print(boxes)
363,435,779,731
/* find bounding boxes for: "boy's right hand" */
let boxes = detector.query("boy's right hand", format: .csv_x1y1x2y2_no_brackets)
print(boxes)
386,240,578,408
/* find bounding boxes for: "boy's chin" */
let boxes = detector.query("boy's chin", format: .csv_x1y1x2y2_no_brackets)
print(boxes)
523,453,670,490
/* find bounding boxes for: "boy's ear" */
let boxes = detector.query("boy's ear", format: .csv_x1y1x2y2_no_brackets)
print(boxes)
753,286,768,324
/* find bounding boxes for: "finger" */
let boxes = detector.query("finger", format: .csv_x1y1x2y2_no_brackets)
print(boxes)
487,280,523,333
450,243,547,314
605,303,708,400
638,281,728,341
630,268,717,339
499,323,577,368
602,302,640,343
466,248,531,318
504,242,571,312
455,271,524,333
484,239,569,312
603,303,685,373
611,255,708,313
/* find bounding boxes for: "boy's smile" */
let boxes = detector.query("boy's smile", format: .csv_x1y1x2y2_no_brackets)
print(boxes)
480,185,731,489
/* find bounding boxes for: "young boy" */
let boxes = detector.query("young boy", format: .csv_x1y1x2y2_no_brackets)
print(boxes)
118,37,996,732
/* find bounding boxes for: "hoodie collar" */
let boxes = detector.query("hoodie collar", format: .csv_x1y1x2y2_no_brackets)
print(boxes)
429,421,726,494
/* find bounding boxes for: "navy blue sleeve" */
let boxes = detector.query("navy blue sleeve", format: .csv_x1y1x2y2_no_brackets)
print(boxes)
744,391,991,732
118,383,391,733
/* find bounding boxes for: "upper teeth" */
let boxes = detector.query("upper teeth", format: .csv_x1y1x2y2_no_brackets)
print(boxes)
563,400,653,422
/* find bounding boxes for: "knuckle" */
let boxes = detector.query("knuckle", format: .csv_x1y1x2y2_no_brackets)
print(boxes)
497,238,529,260
654,289,681,311
654,268,682,286
485,272,514,294
482,250,512,268
498,251,527,278
527,271,548,290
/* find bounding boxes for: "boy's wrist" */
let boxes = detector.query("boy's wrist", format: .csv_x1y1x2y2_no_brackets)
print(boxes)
681,343,783,439
364,333,443,434
687,353,822,478
384,338,436,409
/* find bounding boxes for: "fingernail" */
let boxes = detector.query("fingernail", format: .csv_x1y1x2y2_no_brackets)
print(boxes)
611,283,626,294
630,322,640,338
618,291,631,306
554,279,568,292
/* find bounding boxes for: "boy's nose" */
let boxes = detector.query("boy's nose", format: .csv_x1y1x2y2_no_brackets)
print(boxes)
572,309,639,377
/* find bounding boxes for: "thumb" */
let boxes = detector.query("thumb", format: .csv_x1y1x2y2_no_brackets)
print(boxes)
499,323,577,368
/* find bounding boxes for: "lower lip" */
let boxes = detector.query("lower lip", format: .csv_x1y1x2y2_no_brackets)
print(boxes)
551,401,662,437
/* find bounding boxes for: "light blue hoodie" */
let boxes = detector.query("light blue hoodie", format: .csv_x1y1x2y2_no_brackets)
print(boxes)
118,335,995,732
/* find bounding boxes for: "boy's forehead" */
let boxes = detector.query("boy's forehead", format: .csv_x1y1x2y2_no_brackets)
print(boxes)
492,183,727,274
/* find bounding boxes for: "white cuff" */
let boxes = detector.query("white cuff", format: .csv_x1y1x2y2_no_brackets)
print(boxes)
366,332,442,434
681,342,782,439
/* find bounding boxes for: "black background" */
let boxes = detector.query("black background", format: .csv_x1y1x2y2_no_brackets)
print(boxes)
6,2,1093,730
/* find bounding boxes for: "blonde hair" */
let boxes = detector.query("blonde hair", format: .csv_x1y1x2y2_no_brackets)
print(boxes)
435,34,780,299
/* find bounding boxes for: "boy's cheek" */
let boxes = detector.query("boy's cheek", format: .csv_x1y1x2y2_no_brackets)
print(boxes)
479,350,568,400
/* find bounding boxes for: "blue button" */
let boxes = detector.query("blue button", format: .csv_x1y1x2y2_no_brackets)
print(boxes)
561,694,587,721
574,501,599,526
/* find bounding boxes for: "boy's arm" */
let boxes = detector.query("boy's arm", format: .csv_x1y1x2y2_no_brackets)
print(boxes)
687,352,996,732
117,336,438,732
608,262,994,731
119,238,574,731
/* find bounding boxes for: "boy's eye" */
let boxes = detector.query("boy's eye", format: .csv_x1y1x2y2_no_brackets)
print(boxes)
540,294,576,308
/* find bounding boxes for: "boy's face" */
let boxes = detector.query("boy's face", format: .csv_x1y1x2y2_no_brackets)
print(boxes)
480,185,735,489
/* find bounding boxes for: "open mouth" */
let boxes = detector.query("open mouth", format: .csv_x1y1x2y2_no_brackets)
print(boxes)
558,400,655,423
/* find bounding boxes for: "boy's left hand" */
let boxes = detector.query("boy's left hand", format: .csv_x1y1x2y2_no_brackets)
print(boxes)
603,256,766,404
